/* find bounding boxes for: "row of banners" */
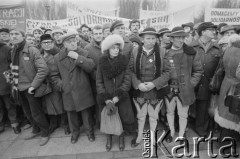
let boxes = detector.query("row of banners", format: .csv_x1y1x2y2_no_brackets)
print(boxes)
25,6,195,34
1,3,240,34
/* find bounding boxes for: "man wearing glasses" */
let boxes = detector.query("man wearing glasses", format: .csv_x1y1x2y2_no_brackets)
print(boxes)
190,22,222,138
51,30,95,144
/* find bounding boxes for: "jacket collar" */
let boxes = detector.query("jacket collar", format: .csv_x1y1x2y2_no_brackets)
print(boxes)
90,40,101,49
191,39,220,50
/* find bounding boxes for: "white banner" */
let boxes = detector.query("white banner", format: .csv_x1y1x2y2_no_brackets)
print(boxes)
205,8,240,25
26,6,194,33
26,19,68,34
140,9,166,19
67,1,119,18
26,14,130,34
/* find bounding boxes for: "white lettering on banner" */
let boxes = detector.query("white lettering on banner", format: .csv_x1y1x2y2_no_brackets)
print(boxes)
205,8,240,25
0,8,24,18
0,19,17,26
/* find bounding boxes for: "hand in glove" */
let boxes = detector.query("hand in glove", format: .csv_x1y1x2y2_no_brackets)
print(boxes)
105,101,117,115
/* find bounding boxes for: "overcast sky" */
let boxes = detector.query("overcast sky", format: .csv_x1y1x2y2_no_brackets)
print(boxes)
1,0,211,11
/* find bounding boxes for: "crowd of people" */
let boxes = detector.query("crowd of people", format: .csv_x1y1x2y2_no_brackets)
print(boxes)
0,19,240,153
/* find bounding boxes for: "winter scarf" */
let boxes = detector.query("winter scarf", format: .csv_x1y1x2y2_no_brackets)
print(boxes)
11,40,26,91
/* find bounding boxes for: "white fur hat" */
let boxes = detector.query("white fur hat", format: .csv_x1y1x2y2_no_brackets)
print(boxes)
101,34,124,53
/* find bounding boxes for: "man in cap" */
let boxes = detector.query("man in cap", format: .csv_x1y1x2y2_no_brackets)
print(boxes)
9,28,50,146
219,25,237,37
190,22,222,138
52,26,64,50
0,28,11,45
130,27,170,147
32,28,43,49
164,26,203,143
158,28,171,48
110,20,133,62
51,30,95,144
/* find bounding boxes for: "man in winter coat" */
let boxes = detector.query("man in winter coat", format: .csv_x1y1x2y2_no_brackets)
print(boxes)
130,28,171,147
84,25,104,127
164,27,203,143
51,30,96,144
190,22,222,137
9,28,50,146
110,20,133,63
0,41,20,134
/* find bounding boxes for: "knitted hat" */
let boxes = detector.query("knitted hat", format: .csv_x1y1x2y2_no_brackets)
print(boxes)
40,34,53,42
110,20,124,32
0,28,9,33
197,22,217,35
101,34,124,53
129,36,142,46
139,27,159,37
169,26,188,37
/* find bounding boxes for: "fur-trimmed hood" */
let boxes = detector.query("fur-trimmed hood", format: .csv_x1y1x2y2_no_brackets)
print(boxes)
98,53,128,79
101,34,124,53
229,34,240,48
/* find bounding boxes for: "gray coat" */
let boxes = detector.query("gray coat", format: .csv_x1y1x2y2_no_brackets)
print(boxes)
51,47,95,112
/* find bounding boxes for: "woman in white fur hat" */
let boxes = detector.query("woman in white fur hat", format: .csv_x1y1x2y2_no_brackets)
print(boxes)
96,34,135,151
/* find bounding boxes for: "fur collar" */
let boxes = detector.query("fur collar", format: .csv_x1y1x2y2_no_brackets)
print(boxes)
99,53,128,79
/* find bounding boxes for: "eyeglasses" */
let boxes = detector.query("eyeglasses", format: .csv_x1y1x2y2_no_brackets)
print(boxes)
41,41,53,45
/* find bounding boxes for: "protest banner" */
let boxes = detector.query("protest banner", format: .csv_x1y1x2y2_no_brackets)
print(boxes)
67,0,119,18
140,9,166,19
205,8,240,25
26,19,68,34
26,13,130,33
0,4,26,30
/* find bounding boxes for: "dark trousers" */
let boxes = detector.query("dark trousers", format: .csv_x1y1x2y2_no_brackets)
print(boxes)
49,113,68,130
67,108,93,137
19,90,49,137
195,100,210,136
0,94,18,126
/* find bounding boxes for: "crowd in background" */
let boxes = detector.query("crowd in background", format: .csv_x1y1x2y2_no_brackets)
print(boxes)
0,20,240,154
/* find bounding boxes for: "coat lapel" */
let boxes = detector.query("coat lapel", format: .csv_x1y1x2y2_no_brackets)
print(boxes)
59,49,71,71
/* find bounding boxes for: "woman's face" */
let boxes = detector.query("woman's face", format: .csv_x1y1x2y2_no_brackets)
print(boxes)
109,44,120,58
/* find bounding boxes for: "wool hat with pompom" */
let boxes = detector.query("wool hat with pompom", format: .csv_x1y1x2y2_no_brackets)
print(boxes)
101,34,124,53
